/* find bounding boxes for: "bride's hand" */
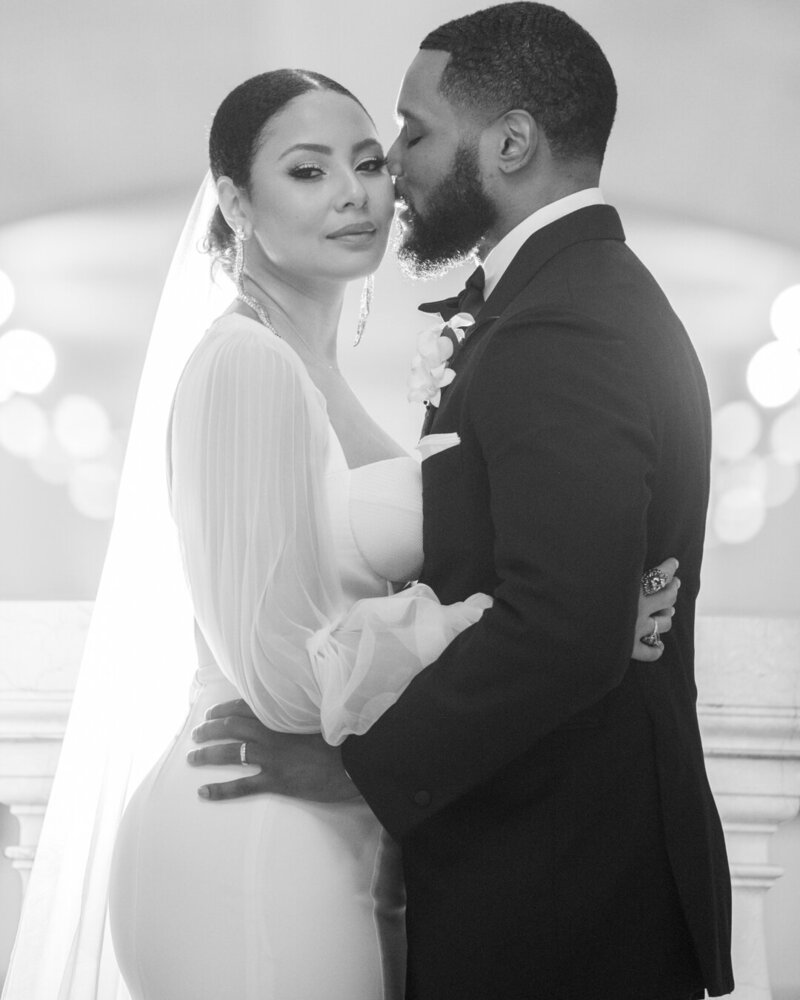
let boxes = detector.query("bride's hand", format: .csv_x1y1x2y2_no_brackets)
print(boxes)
631,557,680,662
187,700,362,803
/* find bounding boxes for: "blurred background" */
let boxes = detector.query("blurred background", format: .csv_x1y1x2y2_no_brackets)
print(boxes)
2,0,799,609
0,0,798,993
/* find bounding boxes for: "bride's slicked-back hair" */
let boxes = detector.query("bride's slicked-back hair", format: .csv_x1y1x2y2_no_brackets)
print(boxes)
206,69,368,271
421,2,617,164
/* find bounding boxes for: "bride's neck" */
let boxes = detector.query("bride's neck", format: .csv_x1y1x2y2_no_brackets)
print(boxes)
243,265,345,369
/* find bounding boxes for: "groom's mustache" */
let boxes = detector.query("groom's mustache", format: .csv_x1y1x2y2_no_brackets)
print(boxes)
394,189,416,225
394,181,411,208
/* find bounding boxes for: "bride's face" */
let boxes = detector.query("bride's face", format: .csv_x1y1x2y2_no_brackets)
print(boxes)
242,91,394,283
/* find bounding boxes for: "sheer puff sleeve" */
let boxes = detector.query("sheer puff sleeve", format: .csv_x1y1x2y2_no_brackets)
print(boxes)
169,315,490,745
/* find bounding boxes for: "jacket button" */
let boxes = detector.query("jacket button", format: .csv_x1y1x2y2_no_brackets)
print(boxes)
413,790,431,807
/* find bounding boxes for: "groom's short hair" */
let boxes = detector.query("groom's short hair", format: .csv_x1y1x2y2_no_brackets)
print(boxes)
420,2,617,164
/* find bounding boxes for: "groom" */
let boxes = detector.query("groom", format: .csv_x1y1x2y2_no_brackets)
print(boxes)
191,4,733,997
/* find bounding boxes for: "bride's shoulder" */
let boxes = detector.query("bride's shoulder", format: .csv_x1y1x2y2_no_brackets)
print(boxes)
196,312,308,383
175,313,321,417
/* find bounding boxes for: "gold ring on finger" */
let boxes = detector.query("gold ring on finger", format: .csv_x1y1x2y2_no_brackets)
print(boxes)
641,618,662,648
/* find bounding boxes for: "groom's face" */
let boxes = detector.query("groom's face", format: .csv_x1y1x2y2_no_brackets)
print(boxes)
388,50,498,277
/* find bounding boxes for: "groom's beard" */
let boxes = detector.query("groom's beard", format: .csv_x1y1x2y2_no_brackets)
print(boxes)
394,142,497,279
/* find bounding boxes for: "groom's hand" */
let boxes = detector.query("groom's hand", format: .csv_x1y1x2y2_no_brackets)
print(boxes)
187,699,360,803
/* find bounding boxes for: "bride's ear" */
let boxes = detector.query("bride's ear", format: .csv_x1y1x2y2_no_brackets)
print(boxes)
216,176,251,237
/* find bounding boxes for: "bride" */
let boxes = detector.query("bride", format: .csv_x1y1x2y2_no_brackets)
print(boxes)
107,69,494,1000
3,69,677,1000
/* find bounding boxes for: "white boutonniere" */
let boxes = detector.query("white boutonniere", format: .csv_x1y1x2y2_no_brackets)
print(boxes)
407,312,475,406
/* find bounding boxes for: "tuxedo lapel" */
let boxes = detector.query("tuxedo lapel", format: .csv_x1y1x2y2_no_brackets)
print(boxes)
421,205,626,437
441,206,627,366
482,204,625,321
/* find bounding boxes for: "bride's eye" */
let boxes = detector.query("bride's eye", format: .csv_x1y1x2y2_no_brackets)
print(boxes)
356,155,388,173
289,162,325,180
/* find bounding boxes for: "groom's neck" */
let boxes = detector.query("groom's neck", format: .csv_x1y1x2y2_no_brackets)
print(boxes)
481,164,601,256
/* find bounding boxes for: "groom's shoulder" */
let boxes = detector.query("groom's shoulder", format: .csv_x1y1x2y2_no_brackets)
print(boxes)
512,233,680,331
475,239,688,374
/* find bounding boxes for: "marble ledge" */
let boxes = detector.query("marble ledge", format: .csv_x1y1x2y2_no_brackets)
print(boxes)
0,601,92,693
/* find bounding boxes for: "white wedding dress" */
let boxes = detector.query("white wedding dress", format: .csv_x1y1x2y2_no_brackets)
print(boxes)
108,313,489,1000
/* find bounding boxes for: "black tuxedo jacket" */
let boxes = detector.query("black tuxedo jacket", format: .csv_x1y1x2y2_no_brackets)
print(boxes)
342,206,733,1000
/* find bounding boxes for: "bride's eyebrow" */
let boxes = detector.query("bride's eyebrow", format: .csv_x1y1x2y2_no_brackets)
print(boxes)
280,143,332,159
279,138,381,160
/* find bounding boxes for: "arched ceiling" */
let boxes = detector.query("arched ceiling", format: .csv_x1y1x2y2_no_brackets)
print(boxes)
1,0,799,247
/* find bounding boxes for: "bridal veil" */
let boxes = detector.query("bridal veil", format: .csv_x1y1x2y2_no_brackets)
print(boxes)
2,177,224,1000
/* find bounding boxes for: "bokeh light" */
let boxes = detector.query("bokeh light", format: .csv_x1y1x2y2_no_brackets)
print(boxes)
763,456,799,508
712,454,767,497
769,404,800,463
712,400,762,461
0,269,15,326
53,394,112,459
746,341,800,408
0,397,48,458
770,283,800,350
29,431,74,484
712,486,767,545
67,461,121,520
0,328,57,395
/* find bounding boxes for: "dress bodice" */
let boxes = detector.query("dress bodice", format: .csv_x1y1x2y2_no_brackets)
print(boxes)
191,440,424,690
324,430,423,602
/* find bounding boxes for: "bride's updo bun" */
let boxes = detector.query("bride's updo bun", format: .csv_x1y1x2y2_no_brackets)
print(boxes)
206,69,368,273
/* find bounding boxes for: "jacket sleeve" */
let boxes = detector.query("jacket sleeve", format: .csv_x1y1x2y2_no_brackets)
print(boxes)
341,307,657,837
169,321,489,745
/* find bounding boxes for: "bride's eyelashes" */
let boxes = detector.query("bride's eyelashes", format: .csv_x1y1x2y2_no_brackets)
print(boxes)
288,162,325,180
357,155,389,172
287,155,388,182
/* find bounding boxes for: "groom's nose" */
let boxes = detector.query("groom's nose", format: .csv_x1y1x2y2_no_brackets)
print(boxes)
386,135,403,177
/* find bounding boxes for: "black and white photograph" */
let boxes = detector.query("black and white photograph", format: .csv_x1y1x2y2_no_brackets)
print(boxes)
1,2,799,998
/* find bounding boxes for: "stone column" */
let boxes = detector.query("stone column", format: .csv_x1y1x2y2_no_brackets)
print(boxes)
0,692,75,892
0,602,89,894
696,616,800,1000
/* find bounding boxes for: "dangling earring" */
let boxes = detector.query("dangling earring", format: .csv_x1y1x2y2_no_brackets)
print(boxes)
232,225,276,334
233,226,247,297
354,274,374,347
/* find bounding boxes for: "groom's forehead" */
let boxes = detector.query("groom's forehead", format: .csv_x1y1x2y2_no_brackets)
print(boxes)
395,49,451,118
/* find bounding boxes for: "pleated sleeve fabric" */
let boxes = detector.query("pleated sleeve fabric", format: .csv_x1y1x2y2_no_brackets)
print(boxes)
169,316,490,745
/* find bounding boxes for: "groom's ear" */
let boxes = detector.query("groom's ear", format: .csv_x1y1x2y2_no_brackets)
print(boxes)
494,109,538,174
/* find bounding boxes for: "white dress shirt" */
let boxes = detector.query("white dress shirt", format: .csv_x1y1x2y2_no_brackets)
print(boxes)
481,187,606,299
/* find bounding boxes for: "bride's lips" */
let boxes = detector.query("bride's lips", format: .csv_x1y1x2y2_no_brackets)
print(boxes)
327,222,378,243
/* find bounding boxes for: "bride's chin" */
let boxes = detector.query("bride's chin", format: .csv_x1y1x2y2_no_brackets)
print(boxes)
336,232,389,277
333,251,386,283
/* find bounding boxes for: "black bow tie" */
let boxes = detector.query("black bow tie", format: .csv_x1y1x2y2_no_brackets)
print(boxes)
419,266,486,324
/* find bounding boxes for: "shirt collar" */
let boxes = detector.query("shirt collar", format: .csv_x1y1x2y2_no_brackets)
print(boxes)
480,188,606,299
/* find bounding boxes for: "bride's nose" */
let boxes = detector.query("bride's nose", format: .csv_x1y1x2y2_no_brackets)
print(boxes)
336,170,368,211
